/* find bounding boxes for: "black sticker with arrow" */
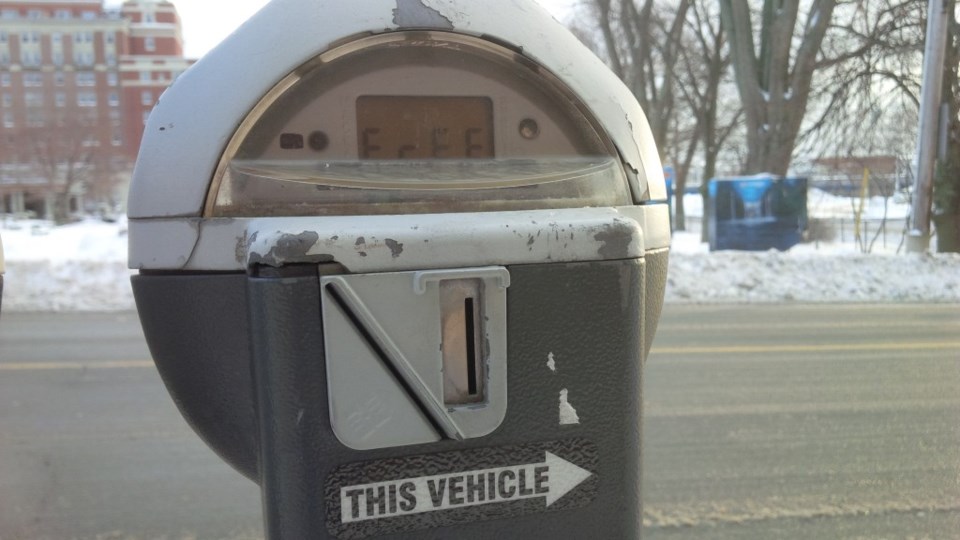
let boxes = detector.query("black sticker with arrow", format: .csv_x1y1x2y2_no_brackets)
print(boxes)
325,438,598,539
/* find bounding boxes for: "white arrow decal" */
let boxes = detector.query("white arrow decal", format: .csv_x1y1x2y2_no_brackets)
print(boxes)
340,452,593,524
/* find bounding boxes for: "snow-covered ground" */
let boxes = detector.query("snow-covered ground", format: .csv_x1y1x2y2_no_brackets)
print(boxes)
2,218,133,312
666,189,958,303
1,192,958,312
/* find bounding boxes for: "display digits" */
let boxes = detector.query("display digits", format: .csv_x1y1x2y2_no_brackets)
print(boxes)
358,96,494,160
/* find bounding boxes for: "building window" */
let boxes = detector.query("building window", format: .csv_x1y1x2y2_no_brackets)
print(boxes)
55,92,66,108
107,72,118,86
0,30,7,43
52,32,62,44
0,72,10,86
75,72,96,86
106,53,116,66
105,33,115,45
1,94,10,107
74,32,93,44
55,72,65,86
55,9,71,20
0,52,8,66
142,110,151,125
53,52,64,66
27,9,43,20
3,111,14,128
108,92,119,107
24,92,42,107
21,51,41,67
145,12,156,23
144,37,156,52
82,11,96,21
109,109,121,123
112,131,122,146
23,73,42,87
141,90,153,106
26,110,44,127
77,92,97,107
74,52,95,66
1,10,18,20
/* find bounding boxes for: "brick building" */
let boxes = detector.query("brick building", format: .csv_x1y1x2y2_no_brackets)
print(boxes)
0,0,191,220
810,155,909,197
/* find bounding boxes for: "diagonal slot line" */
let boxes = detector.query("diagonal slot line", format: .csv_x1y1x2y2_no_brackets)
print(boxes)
323,281,463,441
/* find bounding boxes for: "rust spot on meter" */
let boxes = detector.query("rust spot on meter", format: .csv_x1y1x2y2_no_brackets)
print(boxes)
235,232,248,264
594,222,632,260
384,239,404,258
249,231,332,267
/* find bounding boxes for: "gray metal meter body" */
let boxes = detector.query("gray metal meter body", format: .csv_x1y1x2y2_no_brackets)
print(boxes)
128,0,670,538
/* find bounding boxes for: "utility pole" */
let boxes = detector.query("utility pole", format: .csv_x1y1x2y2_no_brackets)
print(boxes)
908,0,952,253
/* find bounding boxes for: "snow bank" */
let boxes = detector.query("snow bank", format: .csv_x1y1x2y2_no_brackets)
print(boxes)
2,219,136,312
1,217,958,312
5,259,136,312
667,248,960,304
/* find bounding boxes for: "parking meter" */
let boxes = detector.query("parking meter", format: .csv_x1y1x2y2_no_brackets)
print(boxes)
128,0,670,538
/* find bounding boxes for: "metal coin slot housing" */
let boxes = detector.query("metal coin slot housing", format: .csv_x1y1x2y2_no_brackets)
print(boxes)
321,267,509,451
440,279,485,405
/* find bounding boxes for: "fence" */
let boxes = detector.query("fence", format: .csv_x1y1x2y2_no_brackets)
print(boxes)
674,216,910,252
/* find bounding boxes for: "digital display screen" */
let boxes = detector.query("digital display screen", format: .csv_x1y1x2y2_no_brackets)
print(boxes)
357,96,494,159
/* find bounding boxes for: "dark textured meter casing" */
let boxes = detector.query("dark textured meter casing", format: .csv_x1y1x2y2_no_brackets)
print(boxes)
133,252,667,538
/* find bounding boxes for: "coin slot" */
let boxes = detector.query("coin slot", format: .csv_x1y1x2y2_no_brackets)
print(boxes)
464,297,478,397
441,280,484,405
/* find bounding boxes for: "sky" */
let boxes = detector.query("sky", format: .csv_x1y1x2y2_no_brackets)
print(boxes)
105,0,576,60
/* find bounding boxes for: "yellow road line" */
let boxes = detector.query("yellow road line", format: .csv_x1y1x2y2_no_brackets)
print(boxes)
3,341,958,370
0,360,154,371
659,321,960,332
652,341,960,355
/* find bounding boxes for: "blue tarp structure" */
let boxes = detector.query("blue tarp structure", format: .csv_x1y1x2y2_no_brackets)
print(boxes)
663,166,675,230
707,176,808,251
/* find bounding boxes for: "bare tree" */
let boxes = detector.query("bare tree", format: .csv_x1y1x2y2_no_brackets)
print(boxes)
590,0,693,150
800,1,925,160
577,0,744,235
13,119,116,224
720,0,836,175
674,0,744,235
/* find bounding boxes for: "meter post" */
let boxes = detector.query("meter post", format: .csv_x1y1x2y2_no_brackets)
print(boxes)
127,0,671,538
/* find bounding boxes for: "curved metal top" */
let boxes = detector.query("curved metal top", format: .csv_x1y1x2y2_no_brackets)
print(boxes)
128,0,665,219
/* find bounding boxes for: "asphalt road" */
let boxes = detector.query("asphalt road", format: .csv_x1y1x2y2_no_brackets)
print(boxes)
643,304,960,539
0,304,958,540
